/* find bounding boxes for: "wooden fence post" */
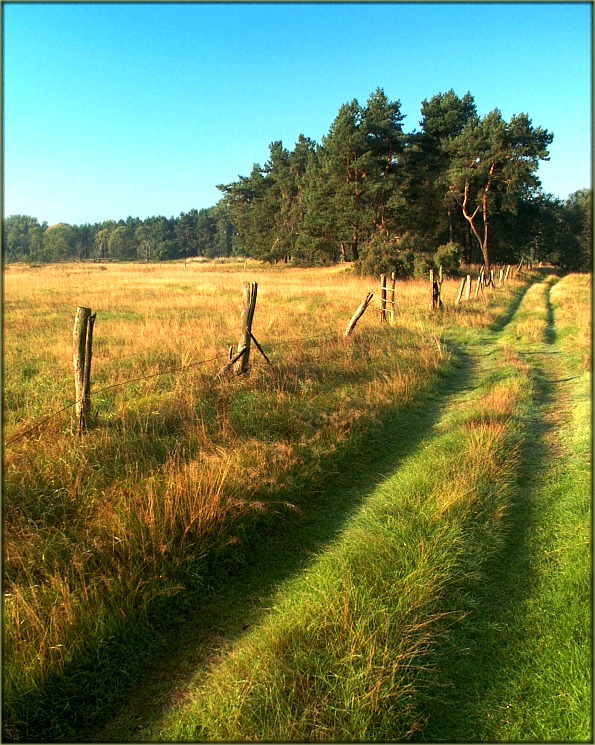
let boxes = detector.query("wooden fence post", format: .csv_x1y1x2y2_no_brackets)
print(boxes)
389,271,396,324
475,267,485,298
455,276,466,306
430,268,443,310
465,274,472,301
379,273,387,324
73,306,96,434
474,276,482,299
345,293,374,336
429,269,435,309
234,281,258,375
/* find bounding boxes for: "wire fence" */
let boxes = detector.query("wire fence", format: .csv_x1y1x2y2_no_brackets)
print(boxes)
5,330,339,447
5,264,522,448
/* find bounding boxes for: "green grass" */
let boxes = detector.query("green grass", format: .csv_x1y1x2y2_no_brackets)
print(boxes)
3,263,464,741
3,265,589,742
144,272,591,743
411,274,591,742
147,303,534,741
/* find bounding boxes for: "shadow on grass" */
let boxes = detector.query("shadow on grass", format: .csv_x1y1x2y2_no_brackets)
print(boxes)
413,302,563,742
4,343,479,743
489,278,533,333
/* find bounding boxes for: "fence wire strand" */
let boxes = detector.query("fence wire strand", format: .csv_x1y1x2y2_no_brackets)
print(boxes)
4,330,340,447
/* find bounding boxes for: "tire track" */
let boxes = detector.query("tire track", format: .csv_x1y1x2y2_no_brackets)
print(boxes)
420,274,591,741
95,279,546,741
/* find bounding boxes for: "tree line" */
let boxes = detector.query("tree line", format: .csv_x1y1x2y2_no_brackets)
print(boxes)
3,89,591,273
2,205,234,264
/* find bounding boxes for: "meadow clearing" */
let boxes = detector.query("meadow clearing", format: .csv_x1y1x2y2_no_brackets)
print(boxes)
2,261,590,741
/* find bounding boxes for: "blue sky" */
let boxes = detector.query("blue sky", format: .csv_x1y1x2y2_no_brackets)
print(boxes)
3,2,592,226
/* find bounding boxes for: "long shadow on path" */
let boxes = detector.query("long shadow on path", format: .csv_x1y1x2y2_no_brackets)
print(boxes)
415,278,566,742
94,345,482,741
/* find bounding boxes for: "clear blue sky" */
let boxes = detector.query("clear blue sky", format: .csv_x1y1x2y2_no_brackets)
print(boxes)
3,2,592,226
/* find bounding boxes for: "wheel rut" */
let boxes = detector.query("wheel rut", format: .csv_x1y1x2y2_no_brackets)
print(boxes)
96,277,562,742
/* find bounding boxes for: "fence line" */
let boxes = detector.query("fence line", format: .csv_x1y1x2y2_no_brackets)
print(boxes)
6,265,521,447
5,330,342,447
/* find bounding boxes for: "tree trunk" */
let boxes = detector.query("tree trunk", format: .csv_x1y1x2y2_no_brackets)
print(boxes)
462,177,491,275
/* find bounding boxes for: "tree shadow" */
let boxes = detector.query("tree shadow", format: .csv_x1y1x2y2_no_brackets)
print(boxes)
78,347,480,742
413,332,564,742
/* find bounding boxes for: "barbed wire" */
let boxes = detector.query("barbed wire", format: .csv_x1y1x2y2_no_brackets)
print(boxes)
4,330,341,447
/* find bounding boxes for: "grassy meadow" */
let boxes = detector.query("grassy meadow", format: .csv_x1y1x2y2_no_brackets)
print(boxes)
3,261,589,741
143,270,591,743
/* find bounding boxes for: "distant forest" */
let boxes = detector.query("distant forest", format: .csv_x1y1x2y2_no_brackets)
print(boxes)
3,89,592,273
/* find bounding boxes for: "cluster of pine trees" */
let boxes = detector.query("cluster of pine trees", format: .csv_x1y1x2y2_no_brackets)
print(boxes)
3,89,591,273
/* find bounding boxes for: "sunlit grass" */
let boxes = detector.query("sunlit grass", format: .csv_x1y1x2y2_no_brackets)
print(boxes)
2,261,526,740
151,301,531,742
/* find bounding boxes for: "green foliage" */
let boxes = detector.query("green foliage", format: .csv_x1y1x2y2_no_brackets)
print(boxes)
355,231,413,277
446,108,554,269
3,89,585,272
434,242,463,276
395,232,436,279
2,214,47,261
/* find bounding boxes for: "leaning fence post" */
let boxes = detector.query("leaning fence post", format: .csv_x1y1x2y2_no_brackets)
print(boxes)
234,281,258,375
474,276,482,299
345,293,374,336
455,276,466,306
73,306,96,434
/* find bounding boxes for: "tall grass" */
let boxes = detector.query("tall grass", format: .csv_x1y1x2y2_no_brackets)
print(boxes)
419,272,592,742
144,271,590,743
3,261,524,740
151,296,532,742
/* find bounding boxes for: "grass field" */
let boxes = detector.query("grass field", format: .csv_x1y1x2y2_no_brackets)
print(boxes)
2,262,590,741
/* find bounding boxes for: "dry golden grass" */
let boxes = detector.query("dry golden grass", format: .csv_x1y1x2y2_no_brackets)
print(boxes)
3,261,525,733
549,273,591,371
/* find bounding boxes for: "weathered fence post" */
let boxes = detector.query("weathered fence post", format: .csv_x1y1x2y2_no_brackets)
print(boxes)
504,264,511,283
379,273,387,324
475,267,485,299
234,281,258,375
474,277,482,299
455,276,466,306
73,306,96,434
430,268,443,310
345,293,374,336
389,272,396,324
465,274,472,301
429,269,435,309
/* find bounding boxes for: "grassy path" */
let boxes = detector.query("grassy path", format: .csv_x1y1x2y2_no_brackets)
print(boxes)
419,274,591,740
94,315,481,741
98,273,590,741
